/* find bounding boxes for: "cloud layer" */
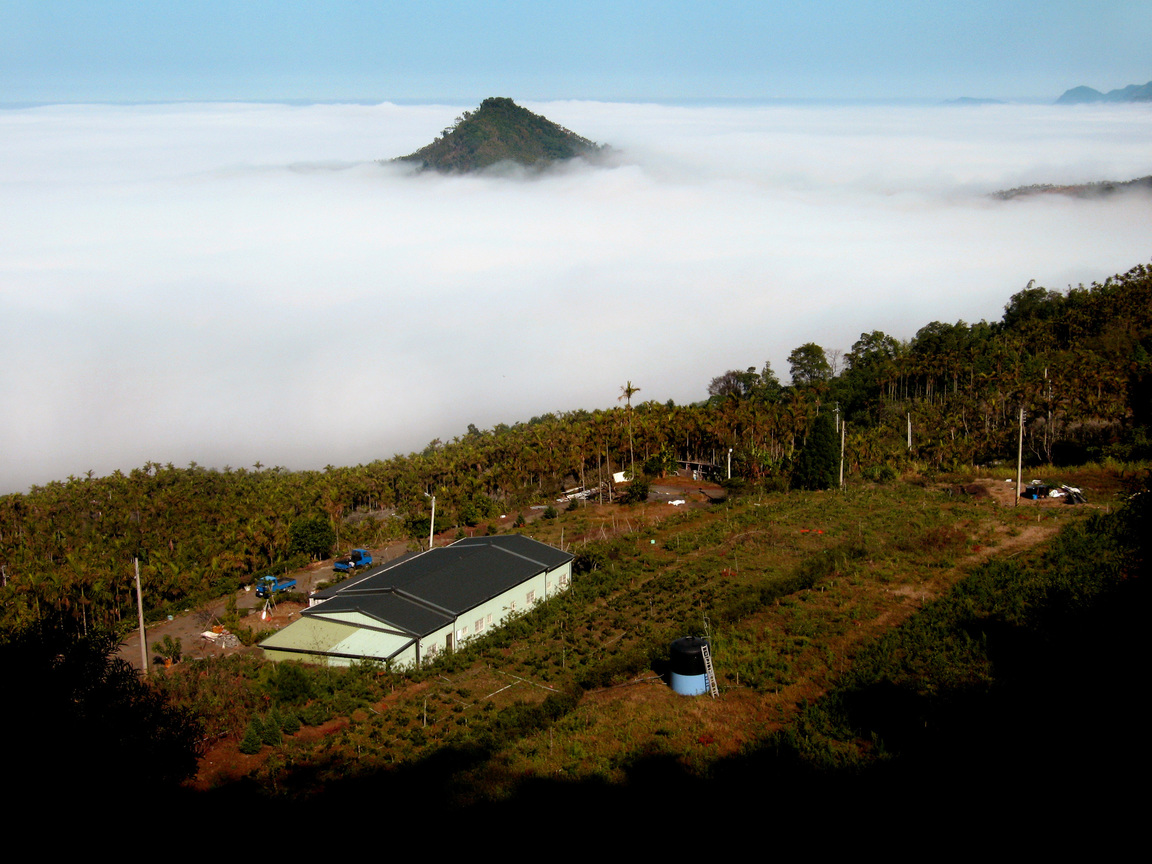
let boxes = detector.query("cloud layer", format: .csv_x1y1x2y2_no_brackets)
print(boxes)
2,100,1150,492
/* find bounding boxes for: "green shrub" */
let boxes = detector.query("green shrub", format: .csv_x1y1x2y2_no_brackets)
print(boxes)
862,464,898,483
721,477,747,495
300,701,330,727
260,711,283,746
239,720,264,754
152,634,182,663
619,477,650,505
271,661,313,705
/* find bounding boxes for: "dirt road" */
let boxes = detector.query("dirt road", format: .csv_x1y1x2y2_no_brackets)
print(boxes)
117,542,412,670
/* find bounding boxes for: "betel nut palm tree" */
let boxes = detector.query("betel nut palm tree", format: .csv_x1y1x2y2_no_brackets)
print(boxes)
619,381,640,476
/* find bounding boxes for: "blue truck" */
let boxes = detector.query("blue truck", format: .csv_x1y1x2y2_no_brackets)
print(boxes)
334,548,373,573
255,575,297,598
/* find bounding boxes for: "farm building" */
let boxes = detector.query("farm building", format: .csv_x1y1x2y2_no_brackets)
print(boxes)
260,535,573,668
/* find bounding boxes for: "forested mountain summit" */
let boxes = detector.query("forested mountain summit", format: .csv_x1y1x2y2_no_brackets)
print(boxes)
394,97,606,173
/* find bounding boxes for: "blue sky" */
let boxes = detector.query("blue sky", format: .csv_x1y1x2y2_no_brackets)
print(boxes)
3,1,1150,103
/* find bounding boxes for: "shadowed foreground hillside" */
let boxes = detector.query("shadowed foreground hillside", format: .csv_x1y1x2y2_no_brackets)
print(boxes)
77,469,1131,833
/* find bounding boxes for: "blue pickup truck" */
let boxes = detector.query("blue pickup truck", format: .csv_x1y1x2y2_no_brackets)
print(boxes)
333,548,373,573
255,575,297,598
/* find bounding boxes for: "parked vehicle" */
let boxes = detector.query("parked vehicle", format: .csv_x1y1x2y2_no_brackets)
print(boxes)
255,575,297,598
334,548,373,573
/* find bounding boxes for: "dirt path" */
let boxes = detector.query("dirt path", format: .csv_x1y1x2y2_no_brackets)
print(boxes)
118,542,414,671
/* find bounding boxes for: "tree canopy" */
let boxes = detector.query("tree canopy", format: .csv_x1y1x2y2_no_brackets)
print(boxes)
708,363,780,402
788,343,832,385
289,516,336,560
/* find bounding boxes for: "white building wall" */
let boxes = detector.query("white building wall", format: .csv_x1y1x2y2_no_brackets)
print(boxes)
422,562,573,659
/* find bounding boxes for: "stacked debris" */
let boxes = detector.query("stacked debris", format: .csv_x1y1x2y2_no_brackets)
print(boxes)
200,628,241,649
1022,480,1087,504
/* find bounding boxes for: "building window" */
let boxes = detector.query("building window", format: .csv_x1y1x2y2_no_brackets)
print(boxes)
486,614,493,627
475,618,484,632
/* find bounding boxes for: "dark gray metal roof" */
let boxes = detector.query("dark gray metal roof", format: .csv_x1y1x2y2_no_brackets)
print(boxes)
450,534,572,569
308,592,452,638
304,535,572,638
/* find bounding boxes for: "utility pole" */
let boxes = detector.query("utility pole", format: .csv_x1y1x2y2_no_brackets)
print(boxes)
134,558,148,676
1045,367,1052,462
1015,406,1024,507
839,420,846,488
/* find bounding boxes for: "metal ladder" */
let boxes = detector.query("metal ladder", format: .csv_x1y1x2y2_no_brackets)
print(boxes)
701,642,719,698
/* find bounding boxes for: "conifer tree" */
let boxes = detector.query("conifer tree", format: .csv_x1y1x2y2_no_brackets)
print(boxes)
791,410,838,490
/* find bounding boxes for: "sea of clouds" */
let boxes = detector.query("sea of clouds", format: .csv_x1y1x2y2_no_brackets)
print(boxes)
1,99,1150,492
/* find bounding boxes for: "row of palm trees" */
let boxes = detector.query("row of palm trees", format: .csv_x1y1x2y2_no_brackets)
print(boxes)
2,263,1148,632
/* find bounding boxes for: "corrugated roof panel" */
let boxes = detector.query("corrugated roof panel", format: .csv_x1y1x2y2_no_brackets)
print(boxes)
311,593,453,637
329,628,412,661
453,534,573,569
261,616,356,655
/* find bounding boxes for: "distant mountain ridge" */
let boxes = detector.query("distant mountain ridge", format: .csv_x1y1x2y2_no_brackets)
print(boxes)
394,97,605,173
1056,80,1152,104
944,97,1005,105
992,175,1152,200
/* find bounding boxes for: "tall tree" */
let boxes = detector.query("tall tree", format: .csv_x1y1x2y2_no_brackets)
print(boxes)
619,381,641,474
708,368,757,400
788,343,832,386
791,409,838,490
